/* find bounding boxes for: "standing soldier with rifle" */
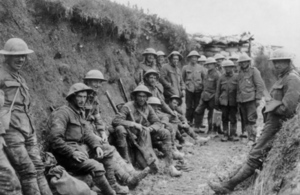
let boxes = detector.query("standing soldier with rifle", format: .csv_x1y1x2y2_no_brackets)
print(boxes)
112,84,182,177
0,38,52,195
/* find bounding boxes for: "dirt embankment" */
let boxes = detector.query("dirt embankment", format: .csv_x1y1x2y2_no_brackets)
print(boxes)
0,0,188,145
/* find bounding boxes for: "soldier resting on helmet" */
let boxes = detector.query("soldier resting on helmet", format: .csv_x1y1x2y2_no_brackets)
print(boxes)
112,84,182,177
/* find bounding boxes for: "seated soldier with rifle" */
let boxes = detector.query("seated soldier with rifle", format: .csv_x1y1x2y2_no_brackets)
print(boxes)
83,70,150,189
112,84,182,177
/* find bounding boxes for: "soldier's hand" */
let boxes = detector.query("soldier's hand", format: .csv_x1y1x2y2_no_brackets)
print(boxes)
133,123,143,131
73,151,88,162
95,147,104,160
101,131,108,143
182,90,186,97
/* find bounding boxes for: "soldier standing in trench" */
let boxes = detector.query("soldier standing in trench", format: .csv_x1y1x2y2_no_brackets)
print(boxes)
215,60,239,142
195,57,220,135
161,51,185,104
0,38,52,195
214,53,225,74
236,53,264,144
209,49,300,194
182,50,206,132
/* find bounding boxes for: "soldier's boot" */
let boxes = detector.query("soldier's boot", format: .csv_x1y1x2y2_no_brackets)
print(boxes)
37,173,53,195
93,173,116,195
117,145,131,163
172,146,184,160
176,131,193,147
162,142,182,177
21,178,41,195
185,127,198,140
229,123,239,141
117,165,150,190
103,157,129,194
221,122,229,142
208,163,256,193
246,125,256,145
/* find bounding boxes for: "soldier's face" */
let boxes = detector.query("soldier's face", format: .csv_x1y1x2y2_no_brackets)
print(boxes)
231,59,238,65
216,58,224,64
86,79,102,90
207,63,215,71
146,74,157,86
273,60,290,74
157,56,165,64
74,91,87,108
136,92,148,106
170,99,179,109
150,104,160,112
171,55,179,66
198,61,205,66
224,66,234,74
5,55,27,72
146,54,155,63
190,56,198,64
239,61,251,69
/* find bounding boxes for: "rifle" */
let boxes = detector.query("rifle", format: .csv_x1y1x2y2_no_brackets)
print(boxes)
118,78,129,102
105,91,118,114
139,70,144,85
105,90,156,167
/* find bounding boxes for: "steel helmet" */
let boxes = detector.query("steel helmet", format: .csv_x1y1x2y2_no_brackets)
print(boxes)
269,49,293,61
147,97,161,105
238,53,251,63
168,51,183,61
66,83,94,101
144,69,159,78
204,57,217,65
198,55,207,62
187,50,200,58
170,95,182,106
229,54,239,61
131,84,152,97
84,70,107,81
221,60,235,67
156,51,166,57
0,38,34,55
142,48,157,56
214,53,225,60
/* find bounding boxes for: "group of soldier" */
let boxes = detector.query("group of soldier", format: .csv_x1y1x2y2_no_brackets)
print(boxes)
0,37,300,195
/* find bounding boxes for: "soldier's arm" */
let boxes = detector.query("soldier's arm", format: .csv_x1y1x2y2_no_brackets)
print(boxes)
180,72,185,91
275,76,300,116
112,105,135,128
47,110,76,157
93,106,106,132
148,106,162,131
253,67,265,100
182,66,187,82
215,76,221,105
82,124,102,149
160,65,172,88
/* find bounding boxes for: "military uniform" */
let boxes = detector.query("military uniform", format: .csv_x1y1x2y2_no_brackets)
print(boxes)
161,63,185,100
237,66,264,141
195,68,220,132
0,67,52,195
182,63,206,127
215,72,238,138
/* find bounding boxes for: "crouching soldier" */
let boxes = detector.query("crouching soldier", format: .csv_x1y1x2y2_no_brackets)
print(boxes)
0,90,22,195
147,96,185,160
215,60,239,142
0,38,52,195
209,49,300,193
168,95,199,145
112,84,181,177
47,83,128,195
195,57,220,134
83,70,150,189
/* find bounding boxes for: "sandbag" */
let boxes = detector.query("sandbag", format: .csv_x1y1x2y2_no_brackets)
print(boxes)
50,170,97,195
